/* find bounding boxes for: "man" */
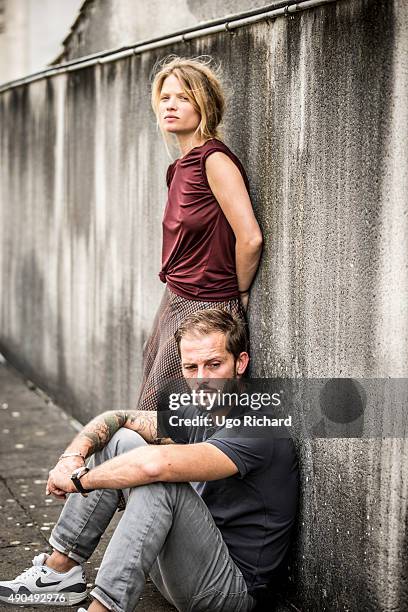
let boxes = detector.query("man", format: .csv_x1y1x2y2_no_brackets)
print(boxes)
0,309,298,612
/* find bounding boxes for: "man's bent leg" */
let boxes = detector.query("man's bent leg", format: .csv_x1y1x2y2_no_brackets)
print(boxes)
90,482,255,612
151,486,256,612
49,430,147,564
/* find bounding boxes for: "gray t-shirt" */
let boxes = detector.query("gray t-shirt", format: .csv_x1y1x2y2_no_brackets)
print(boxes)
160,404,299,591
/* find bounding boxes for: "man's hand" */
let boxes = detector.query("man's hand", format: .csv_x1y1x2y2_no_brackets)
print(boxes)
46,457,83,499
45,409,159,499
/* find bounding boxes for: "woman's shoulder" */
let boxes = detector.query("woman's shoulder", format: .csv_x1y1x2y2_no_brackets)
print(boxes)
200,138,244,167
166,139,249,189
200,138,235,156
200,139,249,188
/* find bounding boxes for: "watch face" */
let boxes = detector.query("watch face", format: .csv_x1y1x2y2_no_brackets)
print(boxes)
70,466,90,497
72,467,86,478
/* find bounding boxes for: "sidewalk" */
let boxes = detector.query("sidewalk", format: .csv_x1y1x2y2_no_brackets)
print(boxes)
0,361,174,612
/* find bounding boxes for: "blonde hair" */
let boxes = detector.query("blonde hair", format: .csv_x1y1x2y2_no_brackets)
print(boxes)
151,55,226,150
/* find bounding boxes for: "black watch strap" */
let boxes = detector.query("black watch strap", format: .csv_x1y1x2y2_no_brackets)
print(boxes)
71,466,93,497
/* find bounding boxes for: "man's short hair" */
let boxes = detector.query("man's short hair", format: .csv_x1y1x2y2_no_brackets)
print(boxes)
174,309,248,361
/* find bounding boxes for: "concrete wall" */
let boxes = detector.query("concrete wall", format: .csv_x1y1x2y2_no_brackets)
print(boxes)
0,0,82,84
1,0,407,610
58,0,278,62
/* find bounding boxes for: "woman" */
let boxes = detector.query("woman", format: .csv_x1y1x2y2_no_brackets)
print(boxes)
137,55,263,410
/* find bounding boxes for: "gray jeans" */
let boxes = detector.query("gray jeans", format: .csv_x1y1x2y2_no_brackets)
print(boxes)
49,429,256,612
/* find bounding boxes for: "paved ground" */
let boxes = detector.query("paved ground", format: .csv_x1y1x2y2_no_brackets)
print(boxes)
0,361,175,612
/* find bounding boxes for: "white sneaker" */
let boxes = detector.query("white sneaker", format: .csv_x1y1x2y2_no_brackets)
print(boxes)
0,552,88,606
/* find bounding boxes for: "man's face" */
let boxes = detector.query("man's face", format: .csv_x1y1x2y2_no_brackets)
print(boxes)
179,331,249,395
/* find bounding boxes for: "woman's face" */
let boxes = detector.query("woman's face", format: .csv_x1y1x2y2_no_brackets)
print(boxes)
159,74,201,136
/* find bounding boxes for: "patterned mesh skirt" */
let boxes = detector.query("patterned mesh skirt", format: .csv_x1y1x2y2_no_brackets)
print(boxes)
136,286,247,411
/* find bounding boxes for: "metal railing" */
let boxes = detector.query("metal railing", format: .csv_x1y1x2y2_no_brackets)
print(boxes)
0,0,339,94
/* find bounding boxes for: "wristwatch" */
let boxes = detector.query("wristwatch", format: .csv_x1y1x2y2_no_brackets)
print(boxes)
71,466,93,497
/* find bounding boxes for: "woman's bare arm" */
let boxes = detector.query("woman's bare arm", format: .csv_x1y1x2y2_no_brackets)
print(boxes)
205,152,263,298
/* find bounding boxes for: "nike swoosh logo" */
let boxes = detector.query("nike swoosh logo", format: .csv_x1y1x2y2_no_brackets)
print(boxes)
35,577,62,588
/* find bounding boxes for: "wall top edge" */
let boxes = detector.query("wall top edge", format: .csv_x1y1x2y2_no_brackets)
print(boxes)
0,0,339,95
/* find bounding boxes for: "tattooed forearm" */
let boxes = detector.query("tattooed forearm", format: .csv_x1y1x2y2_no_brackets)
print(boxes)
64,410,160,458
126,412,158,444
71,411,129,456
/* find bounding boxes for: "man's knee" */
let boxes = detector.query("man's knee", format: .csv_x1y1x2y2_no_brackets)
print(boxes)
108,429,148,455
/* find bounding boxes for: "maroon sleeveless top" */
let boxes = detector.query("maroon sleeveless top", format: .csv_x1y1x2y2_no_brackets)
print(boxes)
159,139,250,301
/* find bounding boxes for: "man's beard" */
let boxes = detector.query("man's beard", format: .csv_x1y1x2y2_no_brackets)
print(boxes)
194,371,241,413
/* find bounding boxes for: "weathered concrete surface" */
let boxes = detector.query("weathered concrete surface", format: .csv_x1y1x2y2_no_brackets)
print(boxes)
0,0,407,610
57,0,280,63
0,362,175,611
